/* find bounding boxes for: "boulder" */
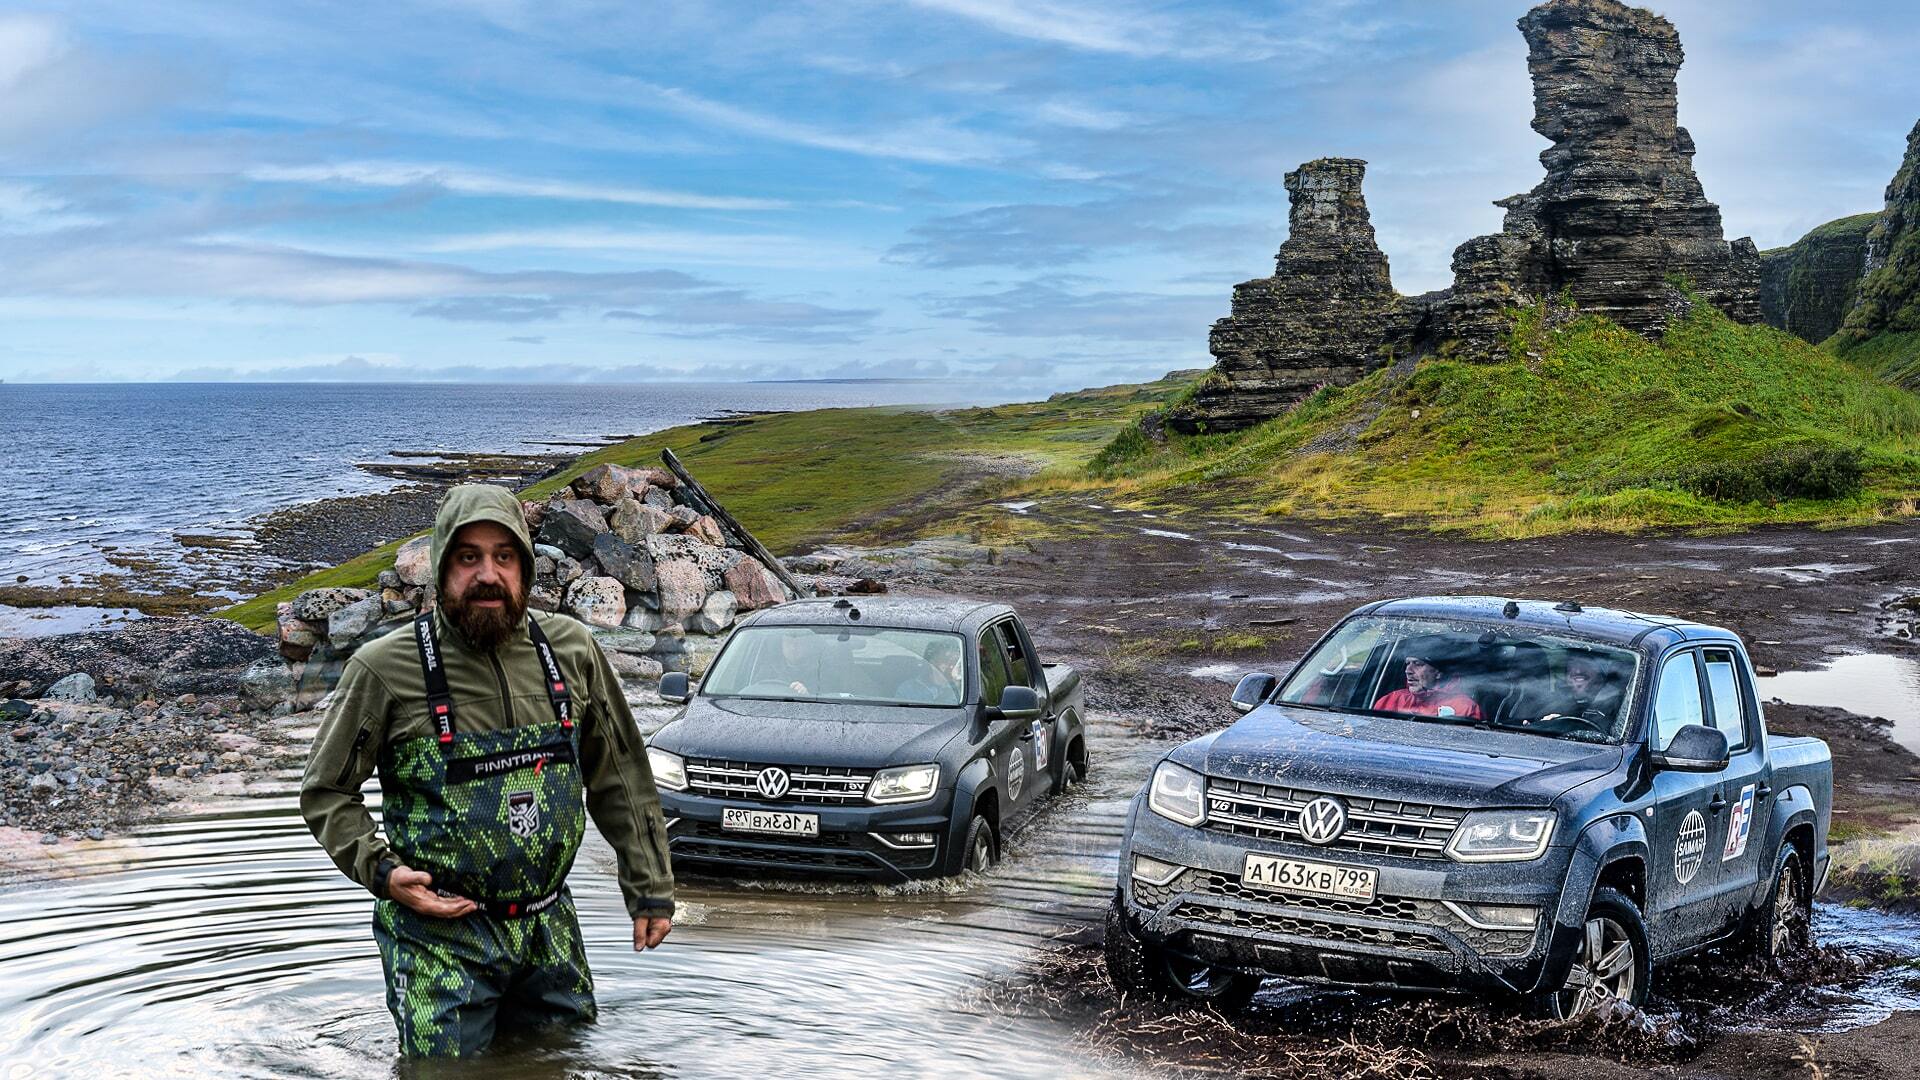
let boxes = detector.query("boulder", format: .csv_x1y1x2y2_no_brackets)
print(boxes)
638,467,677,489
394,536,434,586
571,463,648,503
724,556,786,610
608,497,673,543
237,658,296,709
529,582,563,613
642,487,675,512
290,587,375,623
644,534,737,588
377,569,402,589
592,532,658,593
654,560,709,618
327,596,387,650
522,500,547,533
555,555,586,585
46,673,98,702
593,629,658,656
689,590,738,635
565,576,628,629
621,608,679,633
666,505,701,531
278,619,319,663
607,652,665,681
536,498,609,559
687,514,727,546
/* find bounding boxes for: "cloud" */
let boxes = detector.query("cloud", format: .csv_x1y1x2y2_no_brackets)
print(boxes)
890,195,1254,268
421,226,876,268
900,0,1370,62
244,161,789,211
930,276,1220,340
605,290,879,343
644,83,1028,166
505,335,545,344
0,13,206,149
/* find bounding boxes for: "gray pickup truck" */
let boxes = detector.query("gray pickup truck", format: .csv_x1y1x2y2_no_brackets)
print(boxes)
647,596,1089,881
1108,596,1832,1017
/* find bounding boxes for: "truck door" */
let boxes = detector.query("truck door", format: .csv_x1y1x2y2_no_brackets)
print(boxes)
995,618,1057,798
1644,649,1729,955
1701,646,1770,928
975,626,1036,818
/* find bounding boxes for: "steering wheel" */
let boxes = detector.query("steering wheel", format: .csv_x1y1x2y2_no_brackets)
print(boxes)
1529,710,1608,735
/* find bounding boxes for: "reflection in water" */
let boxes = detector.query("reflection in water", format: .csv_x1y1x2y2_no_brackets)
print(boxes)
1758,654,1920,756
0,717,1158,1079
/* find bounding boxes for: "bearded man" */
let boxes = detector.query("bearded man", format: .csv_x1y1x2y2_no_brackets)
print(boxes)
300,483,674,1058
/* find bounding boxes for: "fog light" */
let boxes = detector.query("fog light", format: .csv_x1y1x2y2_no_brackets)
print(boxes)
1131,854,1183,887
1443,900,1538,931
872,831,937,849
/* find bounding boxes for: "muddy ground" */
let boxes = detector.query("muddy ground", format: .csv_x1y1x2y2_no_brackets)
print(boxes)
873,496,1920,1080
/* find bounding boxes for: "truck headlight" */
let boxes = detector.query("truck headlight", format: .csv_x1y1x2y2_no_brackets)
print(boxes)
1445,810,1556,862
1148,761,1207,826
867,764,939,804
647,747,687,792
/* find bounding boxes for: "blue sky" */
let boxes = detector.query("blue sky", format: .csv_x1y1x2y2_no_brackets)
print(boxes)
1,0,1916,391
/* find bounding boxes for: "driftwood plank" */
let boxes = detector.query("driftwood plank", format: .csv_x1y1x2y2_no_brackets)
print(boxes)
660,448,812,600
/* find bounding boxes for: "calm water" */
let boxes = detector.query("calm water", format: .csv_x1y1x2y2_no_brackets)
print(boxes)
0,381,990,606
1759,653,1920,756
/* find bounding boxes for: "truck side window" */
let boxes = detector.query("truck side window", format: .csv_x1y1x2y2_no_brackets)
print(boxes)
995,621,1033,687
1652,652,1705,750
978,630,1012,707
1701,650,1750,752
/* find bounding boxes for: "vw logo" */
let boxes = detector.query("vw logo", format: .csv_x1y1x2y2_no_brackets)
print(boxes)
1297,796,1348,845
755,767,790,801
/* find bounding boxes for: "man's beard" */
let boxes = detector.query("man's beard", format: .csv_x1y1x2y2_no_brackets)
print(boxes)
444,581,526,651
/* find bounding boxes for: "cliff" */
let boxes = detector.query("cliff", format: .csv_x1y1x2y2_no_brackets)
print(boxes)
1759,214,1878,344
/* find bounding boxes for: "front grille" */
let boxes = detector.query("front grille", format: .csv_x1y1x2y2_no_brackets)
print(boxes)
1173,902,1444,953
685,758,875,804
1202,777,1462,860
672,839,877,872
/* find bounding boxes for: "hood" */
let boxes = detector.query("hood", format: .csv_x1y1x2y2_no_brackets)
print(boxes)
430,483,535,589
653,696,968,769
1186,705,1625,809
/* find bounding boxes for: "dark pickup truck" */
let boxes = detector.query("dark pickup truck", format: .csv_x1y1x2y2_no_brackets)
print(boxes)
647,596,1089,881
1108,596,1832,1017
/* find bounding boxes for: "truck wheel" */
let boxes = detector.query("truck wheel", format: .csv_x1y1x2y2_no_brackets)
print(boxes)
1103,893,1260,1011
962,814,997,873
1532,886,1649,1019
1050,741,1086,795
1738,846,1812,964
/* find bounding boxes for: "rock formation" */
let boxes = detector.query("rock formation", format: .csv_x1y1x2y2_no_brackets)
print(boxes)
1839,119,1920,342
1167,159,1412,434
1759,214,1877,343
1170,0,1765,433
1431,0,1761,354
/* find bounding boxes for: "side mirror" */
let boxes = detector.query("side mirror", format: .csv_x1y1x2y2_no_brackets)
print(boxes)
1650,724,1729,772
658,671,691,704
1231,672,1278,714
992,685,1043,721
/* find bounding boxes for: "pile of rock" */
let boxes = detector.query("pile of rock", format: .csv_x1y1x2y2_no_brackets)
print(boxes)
273,463,796,690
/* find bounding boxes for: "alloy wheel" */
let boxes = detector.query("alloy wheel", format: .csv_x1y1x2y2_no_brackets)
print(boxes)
1770,860,1809,957
1559,914,1636,1017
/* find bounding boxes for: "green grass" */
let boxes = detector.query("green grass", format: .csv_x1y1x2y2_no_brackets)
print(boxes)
1833,329,1920,391
219,373,1195,633
1066,301,1920,537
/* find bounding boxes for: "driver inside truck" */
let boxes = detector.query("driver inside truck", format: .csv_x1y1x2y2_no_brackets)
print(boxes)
1373,636,1485,721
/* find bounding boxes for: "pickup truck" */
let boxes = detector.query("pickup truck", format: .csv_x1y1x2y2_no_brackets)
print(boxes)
646,596,1089,881
1107,596,1831,1017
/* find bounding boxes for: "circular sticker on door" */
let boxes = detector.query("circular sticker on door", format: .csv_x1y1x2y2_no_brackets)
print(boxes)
1674,809,1707,884
1007,751,1025,801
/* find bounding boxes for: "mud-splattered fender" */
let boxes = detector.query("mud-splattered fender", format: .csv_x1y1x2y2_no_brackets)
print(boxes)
1766,784,1824,889
1537,812,1650,991
945,756,998,861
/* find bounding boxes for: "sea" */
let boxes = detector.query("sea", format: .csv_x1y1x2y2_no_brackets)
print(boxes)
0,381,994,635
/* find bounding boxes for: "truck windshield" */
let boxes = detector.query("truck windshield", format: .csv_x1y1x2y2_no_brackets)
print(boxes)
1275,616,1641,743
701,625,967,708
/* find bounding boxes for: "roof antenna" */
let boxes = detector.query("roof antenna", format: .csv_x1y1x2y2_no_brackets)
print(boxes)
1502,600,1520,619
1553,599,1583,613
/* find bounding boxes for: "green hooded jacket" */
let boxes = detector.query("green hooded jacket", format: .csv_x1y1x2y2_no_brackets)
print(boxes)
299,483,674,918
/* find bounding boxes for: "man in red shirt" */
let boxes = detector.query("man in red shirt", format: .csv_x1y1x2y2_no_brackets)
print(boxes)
1374,641,1483,720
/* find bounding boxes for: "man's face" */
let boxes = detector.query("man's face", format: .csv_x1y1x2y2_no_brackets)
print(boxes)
1566,657,1601,699
1404,656,1442,693
441,521,526,650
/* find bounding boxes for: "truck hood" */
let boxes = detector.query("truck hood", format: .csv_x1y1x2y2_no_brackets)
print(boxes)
1194,705,1624,809
651,695,967,769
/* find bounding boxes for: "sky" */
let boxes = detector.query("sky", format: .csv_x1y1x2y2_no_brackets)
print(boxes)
1,0,1916,391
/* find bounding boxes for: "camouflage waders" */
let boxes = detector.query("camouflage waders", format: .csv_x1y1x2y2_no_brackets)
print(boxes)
374,613,593,1057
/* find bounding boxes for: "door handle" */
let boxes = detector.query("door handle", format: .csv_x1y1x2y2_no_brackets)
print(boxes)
1756,783,1774,800
1708,792,1728,813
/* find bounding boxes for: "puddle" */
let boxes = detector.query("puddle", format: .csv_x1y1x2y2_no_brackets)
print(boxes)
1139,528,1194,541
1785,904,1920,1032
0,603,146,636
1187,663,1241,682
1754,563,1875,584
998,501,1037,515
1758,653,1920,756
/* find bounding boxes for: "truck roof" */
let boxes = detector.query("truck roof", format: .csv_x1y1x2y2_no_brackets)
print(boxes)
741,595,1014,634
1363,595,1741,652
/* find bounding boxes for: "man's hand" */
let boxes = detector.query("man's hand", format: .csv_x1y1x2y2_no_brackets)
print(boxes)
387,865,477,919
633,916,672,951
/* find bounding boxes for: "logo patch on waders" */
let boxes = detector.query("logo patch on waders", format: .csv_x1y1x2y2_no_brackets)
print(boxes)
508,791,540,838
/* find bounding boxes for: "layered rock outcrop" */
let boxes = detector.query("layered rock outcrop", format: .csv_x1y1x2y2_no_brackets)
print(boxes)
1759,214,1877,343
1839,119,1920,341
1166,159,1410,434
1171,0,1764,433
1430,0,1761,355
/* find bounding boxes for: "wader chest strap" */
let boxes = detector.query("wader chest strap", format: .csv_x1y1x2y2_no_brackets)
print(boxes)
413,613,456,743
525,617,575,731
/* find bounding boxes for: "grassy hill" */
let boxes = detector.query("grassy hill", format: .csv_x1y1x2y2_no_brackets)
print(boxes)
1074,301,1920,537
219,373,1193,632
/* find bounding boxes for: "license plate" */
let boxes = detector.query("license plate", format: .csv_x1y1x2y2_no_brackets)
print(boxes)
721,808,820,837
1241,853,1377,902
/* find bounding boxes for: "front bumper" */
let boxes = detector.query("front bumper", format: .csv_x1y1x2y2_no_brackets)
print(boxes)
662,790,953,882
1120,800,1575,995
